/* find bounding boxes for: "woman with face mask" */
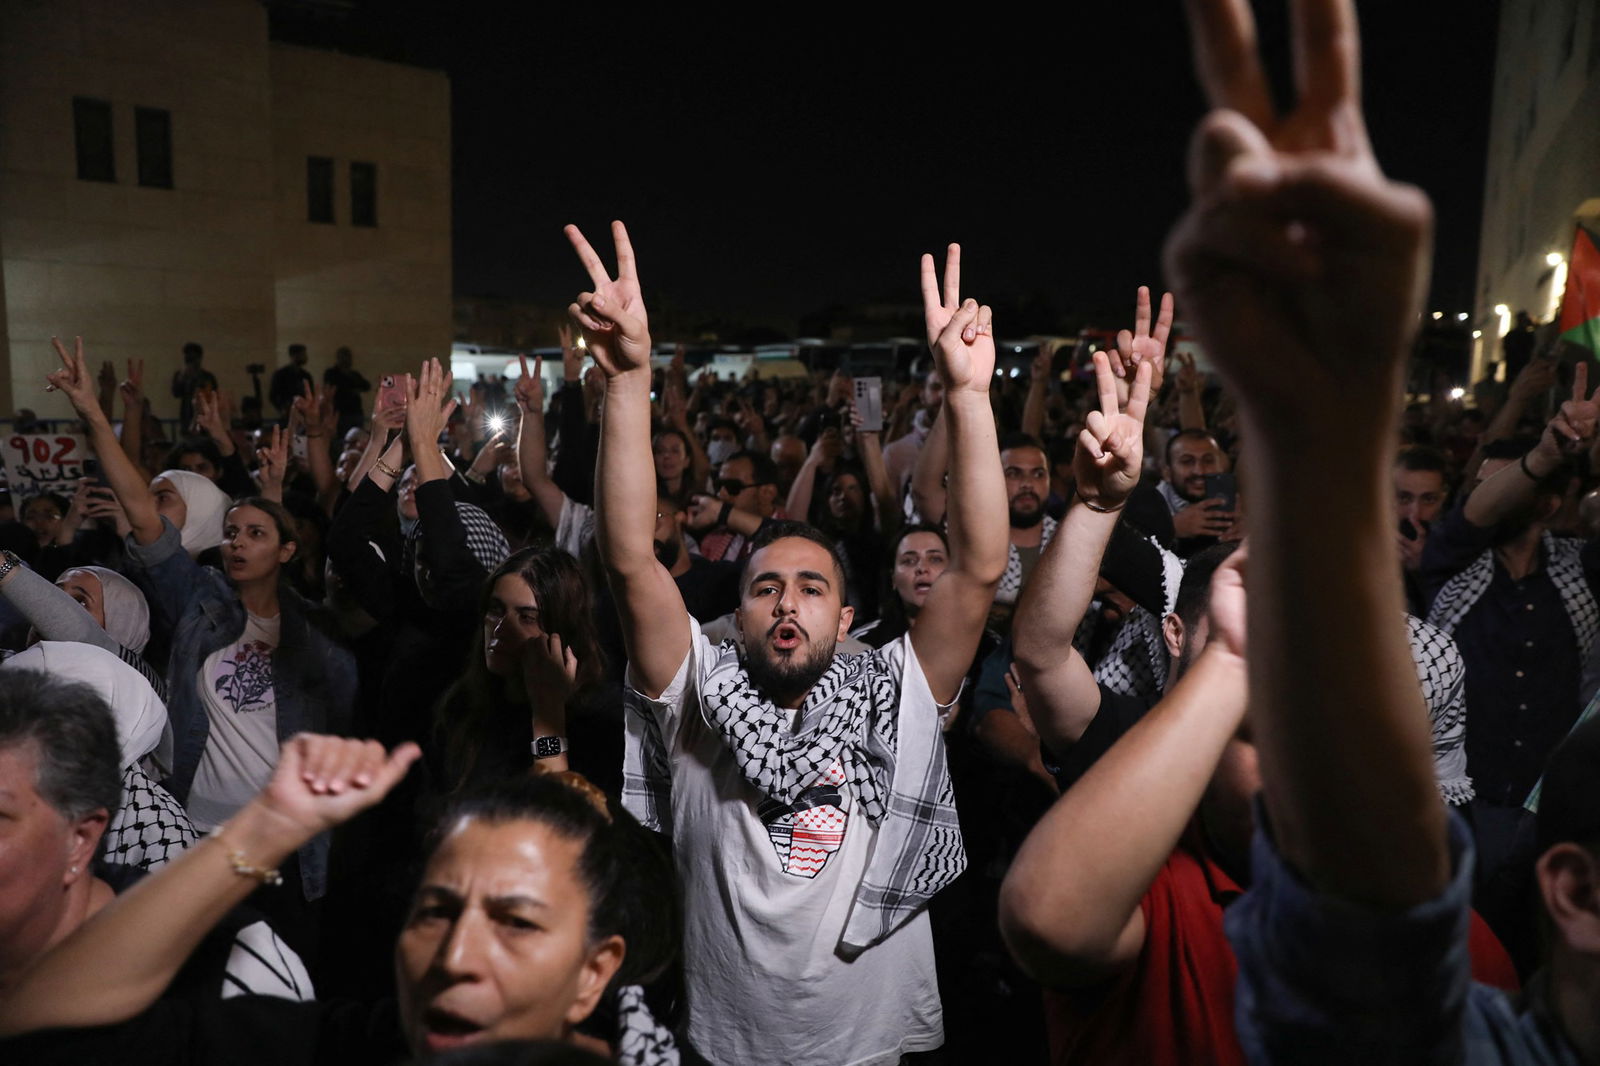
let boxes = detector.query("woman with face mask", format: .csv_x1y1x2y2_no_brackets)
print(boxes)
0,735,681,1066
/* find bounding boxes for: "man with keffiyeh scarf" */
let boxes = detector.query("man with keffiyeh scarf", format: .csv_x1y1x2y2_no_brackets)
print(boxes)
575,223,1008,1066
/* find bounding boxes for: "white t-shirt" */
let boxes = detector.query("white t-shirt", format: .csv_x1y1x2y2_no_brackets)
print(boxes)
188,611,281,831
631,621,944,1066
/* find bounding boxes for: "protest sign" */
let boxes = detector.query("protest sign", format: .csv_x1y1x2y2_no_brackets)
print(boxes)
1,433,89,498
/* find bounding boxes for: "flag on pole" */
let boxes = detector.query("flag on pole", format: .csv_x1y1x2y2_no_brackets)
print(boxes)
1558,225,1600,356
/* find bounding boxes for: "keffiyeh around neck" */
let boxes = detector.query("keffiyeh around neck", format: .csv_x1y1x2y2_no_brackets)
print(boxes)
63,566,151,653
153,469,230,555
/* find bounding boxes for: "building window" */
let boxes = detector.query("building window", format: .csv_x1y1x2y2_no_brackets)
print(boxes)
134,107,173,189
350,161,377,227
307,156,335,223
73,97,115,183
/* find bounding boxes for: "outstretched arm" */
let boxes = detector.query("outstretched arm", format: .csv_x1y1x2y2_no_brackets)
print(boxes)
1463,365,1597,529
1165,0,1444,909
572,221,691,698
0,736,419,1036
907,405,949,524
514,355,570,529
1001,553,1247,987
909,245,1009,703
45,338,163,545
1013,351,1152,757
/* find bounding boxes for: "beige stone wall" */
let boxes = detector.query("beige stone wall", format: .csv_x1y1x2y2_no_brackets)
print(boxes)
0,0,278,421
1475,0,1600,379
270,44,452,393
0,3,453,423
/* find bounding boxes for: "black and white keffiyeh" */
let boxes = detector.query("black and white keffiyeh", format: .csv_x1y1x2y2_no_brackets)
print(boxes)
623,638,966,954
104,765,197,869
996,514,1058,605
615,984,679,1066
1408,614,1473,806
1426,532,1599,659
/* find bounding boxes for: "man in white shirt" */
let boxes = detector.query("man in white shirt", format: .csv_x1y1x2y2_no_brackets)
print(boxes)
572,225,1006,1065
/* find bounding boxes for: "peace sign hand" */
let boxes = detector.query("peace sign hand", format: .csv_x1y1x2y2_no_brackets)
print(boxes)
45,337,103,419
1537,360,1600,462
1111,286,1175,393
565,221,651,379
1074,351,1152,510
921,246,995,394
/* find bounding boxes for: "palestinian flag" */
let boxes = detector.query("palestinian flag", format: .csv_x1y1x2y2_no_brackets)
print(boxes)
1558,225,1600,356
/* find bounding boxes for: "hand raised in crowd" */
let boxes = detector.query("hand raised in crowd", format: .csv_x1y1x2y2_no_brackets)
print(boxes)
293,380,335,439
514,355,545,414
1074,351,1152,510
405,358,458,448
467,428,507,479
373,374,409,432
255,425,290,501
1030,345,1054,385
1534,360,1600,464
565,221,651,378
257,734,421,837
119,357,145,407
44,337,103,419
81,484,130,535
56,478,93,545
192,387,233,449
684,494,724,532
1163,0,1433,436
1110,285,1175,393
1173,351,1202,395
922,246,996,395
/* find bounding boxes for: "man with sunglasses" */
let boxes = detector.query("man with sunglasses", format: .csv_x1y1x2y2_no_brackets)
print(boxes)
686,450,786,563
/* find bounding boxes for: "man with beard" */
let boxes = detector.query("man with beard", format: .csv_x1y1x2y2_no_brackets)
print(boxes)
579,225,1006,1064
1423,395,1600,958
1159,429,1235,556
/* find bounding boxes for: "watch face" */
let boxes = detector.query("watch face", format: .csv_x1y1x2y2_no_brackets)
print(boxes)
533,736,564,758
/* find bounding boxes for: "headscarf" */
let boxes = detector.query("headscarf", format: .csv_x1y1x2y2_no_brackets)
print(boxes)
152,469,229,555
1,641,167,768
60,566,151,653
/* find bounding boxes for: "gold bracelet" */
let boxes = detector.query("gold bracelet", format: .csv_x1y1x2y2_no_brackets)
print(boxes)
1078,495,1126,514
213,828,284,886
374,458,402,479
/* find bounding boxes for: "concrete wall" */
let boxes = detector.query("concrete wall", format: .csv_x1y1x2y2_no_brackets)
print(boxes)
270,43,452,388
1475,0,1600,379
0,0,277,421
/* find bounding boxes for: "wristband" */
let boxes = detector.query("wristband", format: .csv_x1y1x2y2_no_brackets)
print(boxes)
718,501,733,527
1519,452,1548,481
1078,494,1126,514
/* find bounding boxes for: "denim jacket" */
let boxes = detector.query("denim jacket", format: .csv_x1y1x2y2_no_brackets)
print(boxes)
127,519,357,900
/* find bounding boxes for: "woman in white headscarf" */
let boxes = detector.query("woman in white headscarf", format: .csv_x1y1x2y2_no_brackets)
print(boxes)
148,468,229,557
0,641,195,869
0,556,166,701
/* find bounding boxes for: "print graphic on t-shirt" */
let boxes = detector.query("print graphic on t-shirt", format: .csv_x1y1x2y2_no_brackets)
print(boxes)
214,640,275,713
756,760,848,878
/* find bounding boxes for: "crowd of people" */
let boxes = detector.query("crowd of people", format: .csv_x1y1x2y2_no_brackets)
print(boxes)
0,2,1597,1063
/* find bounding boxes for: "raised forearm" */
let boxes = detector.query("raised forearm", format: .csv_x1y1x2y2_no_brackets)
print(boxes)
1013,501,1118,670
785,457,821,521
1246,437,1448,907
1463,444,1553,528
1000,647,1245,982
0,564,119,653
1178,388,1207,430
1022,378,1046,440
83,409,161,544
597,372,660,575
517,407,567,527
942,391,1008,583
908,408,949,523
858,433,898,536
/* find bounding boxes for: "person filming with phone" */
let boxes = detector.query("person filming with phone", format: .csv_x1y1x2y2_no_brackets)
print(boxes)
1159,429,1238,557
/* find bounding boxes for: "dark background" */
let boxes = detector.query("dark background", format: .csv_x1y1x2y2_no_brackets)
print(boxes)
271,1,1500,336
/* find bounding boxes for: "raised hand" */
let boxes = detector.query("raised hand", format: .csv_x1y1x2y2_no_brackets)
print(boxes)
514,355,545,414
193,387,229,443
523,632,579,705
922,248,996,395
1162,0,1432,436
558,321,582,382
44,337,103,418
119,358,145,407
373,374,408,431
405,358,458,448
1507,355,1557,404
1536,360,1600,462
257,735,421,837
293,381,334,439
1173,351,1202,395
255,425,290,501
565,221,651,378
920,244,963,350
684,494,724,532
1074,352,1152,509
1111,286,1175,393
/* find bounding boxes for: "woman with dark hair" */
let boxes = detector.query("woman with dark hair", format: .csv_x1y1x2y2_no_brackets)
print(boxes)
44,337,355,936
0,735,682,1066
850,523,951,649
19,492,68,551
435,546,614,794
651,426,700,505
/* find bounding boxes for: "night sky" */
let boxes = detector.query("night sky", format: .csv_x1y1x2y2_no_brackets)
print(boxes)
272,2,1498,334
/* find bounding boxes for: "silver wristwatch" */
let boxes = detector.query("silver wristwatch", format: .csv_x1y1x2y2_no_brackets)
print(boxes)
531,736,569,759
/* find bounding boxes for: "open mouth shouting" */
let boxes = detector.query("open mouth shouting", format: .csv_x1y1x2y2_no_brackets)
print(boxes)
420,1006,487,1053
769,620,807,653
